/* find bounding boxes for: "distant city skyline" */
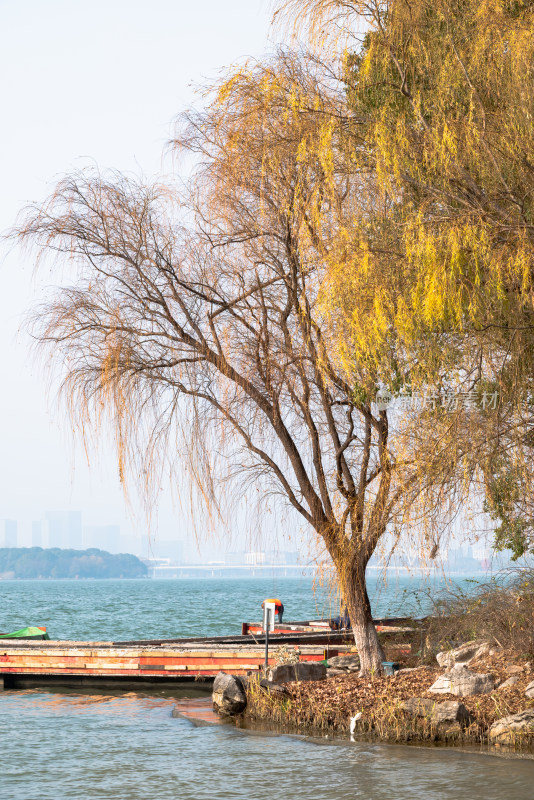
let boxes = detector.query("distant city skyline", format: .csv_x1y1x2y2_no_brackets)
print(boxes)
0,509,179,558
0,511,516,580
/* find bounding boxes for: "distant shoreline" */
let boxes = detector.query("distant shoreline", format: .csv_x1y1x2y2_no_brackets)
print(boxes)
0,547,147,580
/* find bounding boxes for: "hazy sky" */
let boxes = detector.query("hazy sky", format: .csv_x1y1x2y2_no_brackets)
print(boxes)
0,0,295,557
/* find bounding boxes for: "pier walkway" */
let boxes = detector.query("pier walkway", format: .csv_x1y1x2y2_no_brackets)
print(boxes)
0,618,414,690
0,638,332,690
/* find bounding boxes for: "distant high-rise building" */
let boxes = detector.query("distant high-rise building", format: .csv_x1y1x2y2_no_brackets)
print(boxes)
118,534,142,557
31,520,43,547
245,551,265,566
262,550,300,565
0,519,18,548
46,511,83,549
151,539,184,563
281,550,300,565
83,524,121,552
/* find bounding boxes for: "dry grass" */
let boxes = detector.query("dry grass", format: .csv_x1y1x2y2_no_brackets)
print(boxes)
421,569,534,661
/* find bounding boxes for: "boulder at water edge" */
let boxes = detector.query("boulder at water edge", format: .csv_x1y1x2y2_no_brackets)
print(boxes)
212,672,247,716
429,664,494,696
489,710,534,745
401,698,470,726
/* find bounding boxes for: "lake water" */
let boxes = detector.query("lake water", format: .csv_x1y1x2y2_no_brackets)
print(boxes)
1,576,533,799
0,573,473,641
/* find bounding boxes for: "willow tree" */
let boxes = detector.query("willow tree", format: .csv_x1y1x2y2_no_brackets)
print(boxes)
14,50,444,673
281,0,534,558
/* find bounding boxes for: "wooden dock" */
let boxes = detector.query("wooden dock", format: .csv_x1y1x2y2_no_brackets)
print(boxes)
0,639,331,690
0,617,415,690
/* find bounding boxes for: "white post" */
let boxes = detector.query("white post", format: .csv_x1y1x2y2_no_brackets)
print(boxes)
262,601,276,633
263,601,276,671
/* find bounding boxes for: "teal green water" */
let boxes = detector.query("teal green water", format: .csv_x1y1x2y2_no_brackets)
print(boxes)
1,573,467,641
1,576,532,799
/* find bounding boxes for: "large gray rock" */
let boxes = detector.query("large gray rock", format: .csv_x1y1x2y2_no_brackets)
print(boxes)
489,710,534,744
212,672,247,716
268,662,326,684
327,654,360,673
436,641,491,669
429,664,494,697
402,698,470,725
525,680,534,699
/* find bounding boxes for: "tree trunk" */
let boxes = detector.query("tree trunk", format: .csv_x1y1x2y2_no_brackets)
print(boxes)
339,558,386,675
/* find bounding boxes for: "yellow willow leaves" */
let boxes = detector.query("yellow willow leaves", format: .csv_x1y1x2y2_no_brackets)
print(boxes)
320,247,397,380
296,136,308,164
215,68,253,106
287,0,534,394
317,119,336,183
321,210,534,388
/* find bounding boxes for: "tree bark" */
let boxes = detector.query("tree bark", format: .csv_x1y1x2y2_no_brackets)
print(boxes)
340,557,386,675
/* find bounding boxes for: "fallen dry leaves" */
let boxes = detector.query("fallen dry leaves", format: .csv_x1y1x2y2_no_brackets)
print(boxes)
246,649,534,746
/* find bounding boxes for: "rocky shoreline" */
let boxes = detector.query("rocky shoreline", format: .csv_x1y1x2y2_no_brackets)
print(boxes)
211,642,534,753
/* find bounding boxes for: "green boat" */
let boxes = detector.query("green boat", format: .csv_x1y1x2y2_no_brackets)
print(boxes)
0,626,50,640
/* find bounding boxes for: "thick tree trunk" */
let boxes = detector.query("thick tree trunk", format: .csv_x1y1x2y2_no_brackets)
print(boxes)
339,558,386,675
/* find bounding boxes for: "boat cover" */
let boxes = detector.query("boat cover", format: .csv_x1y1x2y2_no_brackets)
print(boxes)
0,627,50,640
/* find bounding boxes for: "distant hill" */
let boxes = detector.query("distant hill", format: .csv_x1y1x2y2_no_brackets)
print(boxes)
0,547,148,579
